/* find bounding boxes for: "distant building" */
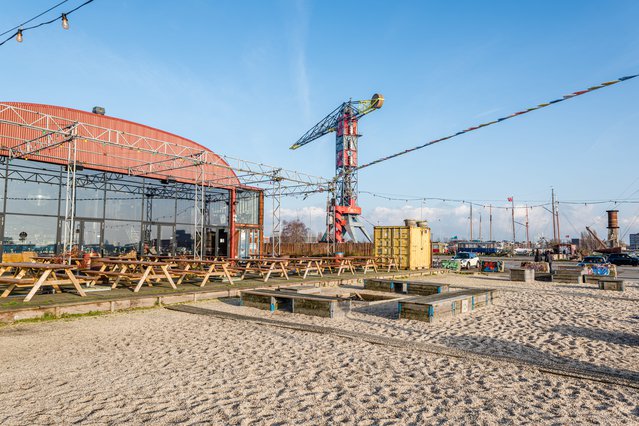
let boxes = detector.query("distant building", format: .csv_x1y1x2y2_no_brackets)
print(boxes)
629,233,639,250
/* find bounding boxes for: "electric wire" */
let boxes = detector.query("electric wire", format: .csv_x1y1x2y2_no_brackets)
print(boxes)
0,0,95,47
0,0,70,37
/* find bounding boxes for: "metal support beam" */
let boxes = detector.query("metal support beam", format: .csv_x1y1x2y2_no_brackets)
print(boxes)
193,165,206,259
271,171,282,257
61,126,78,261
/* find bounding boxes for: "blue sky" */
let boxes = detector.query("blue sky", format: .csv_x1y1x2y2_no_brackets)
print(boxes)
2,0,639,242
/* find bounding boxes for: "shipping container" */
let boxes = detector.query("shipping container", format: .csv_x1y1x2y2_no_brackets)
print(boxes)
374,225,431,270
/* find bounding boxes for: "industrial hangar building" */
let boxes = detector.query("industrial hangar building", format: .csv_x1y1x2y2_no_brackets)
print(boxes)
0,102,263,258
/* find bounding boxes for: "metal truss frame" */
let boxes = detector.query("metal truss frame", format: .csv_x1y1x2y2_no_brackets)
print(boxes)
0,103,332,258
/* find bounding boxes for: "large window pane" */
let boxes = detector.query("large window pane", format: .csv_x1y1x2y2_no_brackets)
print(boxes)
76,186,104,218
176,198,194,224
236,190,259,225
209,199,229,226
3,214,57,254
6,167,60,216
75,170,105,218
103,220,141,255
106,191,142,220
151,197,175,222
175,225,193,255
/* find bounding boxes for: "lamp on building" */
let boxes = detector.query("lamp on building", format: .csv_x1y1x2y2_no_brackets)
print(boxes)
161,177,176,185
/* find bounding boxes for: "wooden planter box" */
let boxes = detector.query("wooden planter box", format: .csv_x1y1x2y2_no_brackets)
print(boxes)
397,288,496,323
240,289,351,318
597,278,625,291
510,268,535,282
363,278,448,296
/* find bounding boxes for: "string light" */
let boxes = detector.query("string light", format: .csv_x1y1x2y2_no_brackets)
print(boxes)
0,0,95,47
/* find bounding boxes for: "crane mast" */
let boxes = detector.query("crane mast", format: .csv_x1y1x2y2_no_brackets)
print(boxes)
291,93,383,243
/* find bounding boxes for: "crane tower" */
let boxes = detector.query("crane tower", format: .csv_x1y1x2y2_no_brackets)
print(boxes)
290,94,383,243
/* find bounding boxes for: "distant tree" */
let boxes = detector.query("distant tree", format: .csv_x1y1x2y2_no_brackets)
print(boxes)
580,230,602,253
281,219,309,243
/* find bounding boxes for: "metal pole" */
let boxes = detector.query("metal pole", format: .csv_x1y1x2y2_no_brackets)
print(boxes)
489,204,492,241
469,203,473,240
555,193,561,245
551,188,557,243
511,197,516,252
525,205,530,248
479,212,482,241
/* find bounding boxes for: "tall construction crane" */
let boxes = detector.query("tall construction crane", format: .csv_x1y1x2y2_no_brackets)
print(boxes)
290,94,384,243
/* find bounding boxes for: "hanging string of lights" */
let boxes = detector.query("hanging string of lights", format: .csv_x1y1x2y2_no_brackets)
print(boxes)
0,0,95,47
359,190,639,210
355,74,639,171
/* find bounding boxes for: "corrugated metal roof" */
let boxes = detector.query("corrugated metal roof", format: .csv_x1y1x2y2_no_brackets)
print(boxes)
0,102,240,188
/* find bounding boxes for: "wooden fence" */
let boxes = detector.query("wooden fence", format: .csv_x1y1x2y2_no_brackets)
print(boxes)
263,242,373,257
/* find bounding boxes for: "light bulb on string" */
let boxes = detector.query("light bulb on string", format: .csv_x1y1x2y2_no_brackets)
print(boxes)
16,29,23,43
61,14,69,30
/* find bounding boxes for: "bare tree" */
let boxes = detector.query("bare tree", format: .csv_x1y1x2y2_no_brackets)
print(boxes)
281,219,309,243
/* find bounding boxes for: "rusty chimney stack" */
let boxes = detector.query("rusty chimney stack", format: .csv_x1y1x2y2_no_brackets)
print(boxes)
606,210,619,248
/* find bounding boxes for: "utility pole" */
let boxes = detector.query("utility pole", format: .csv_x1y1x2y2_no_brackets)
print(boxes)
489,204,493,241
479,213,482,241
525,205,530,248
510,197,516,251
556,193,561,245
551,188,557,243
469,203,473,240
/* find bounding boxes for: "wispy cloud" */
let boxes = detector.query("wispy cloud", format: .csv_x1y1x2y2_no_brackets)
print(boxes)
291,0,311,121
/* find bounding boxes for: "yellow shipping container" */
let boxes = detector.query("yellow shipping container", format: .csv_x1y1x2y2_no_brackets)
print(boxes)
374,225,431,270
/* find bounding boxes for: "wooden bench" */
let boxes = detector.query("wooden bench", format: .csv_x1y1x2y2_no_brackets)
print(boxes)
597,277,625,291
240,289,351,318
510,268,535,282
398,288,496,323
363,278,449,296
552,267,586,283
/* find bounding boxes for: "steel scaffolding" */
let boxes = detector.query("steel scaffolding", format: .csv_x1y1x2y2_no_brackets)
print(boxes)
0,103,331,258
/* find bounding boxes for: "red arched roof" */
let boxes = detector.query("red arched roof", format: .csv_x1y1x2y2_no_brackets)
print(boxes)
0,102,239,187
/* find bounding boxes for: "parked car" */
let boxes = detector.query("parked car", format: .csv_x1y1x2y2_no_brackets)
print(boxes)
578,255,608,266
606,253,639,267
452,252,480,269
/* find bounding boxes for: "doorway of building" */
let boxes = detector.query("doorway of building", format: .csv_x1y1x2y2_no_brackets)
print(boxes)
204,227,228,257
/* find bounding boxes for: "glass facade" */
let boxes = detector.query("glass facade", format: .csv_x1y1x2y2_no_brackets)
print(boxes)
0,158,262,257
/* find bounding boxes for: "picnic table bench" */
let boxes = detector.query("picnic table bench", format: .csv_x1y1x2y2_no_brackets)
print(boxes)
84,260,176,292
0,262,88,302
170,259,235,286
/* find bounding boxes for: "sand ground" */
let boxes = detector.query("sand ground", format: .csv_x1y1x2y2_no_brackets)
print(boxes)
0,274,638,425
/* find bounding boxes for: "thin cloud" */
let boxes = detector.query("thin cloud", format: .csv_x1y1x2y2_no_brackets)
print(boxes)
291,0,311,121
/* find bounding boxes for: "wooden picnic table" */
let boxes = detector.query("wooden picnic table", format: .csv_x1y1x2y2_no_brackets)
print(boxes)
292,256,355,276
374,255,400,272
227,257,290,282
0,262,87,302
346,256,378,274
171,259,235,286
286,257,324,279
85,259,176,292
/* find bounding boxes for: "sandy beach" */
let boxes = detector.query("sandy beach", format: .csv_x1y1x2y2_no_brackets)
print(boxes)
1,274,638,425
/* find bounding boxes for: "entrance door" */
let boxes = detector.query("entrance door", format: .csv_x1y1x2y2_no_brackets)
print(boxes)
217,229,228,257
203,227,229,257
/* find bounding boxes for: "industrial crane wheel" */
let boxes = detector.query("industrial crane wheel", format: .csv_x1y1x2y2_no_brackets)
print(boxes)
371,93,384,109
